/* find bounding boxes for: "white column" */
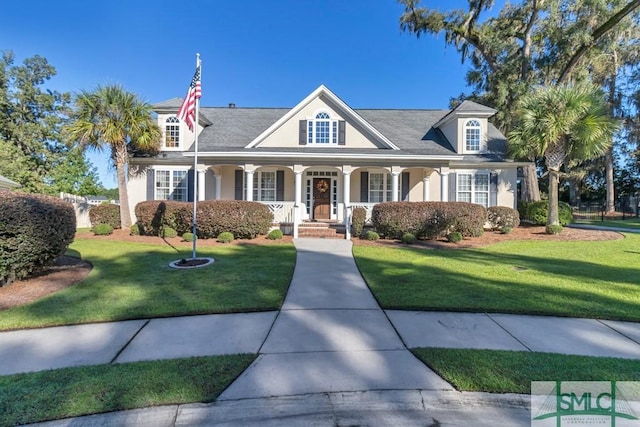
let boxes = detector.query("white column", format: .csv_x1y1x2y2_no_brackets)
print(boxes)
294,171,302,206
245,170,254,201
214,173,221,200
293,171,302,239
343,171,351,208
391,172,400,202
197,170,206,201
441,173,449,202
423,176,430,201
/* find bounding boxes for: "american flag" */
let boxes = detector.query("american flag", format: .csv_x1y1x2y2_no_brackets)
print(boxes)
177,63,201,131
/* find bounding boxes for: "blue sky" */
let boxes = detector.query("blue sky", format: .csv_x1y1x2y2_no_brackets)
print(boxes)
3,0,476,188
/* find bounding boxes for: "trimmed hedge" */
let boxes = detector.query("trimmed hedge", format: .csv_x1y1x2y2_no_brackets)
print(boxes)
521,200,573,226
92,223,114,235
88,204,121,229
267,229,283,240
371,202,486,240
135,200,273,239
487,206,520,231
0,192,76,286
351,207,366,237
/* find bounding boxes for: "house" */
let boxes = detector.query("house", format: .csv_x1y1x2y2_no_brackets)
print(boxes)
0,175,20,191
127,85,525,237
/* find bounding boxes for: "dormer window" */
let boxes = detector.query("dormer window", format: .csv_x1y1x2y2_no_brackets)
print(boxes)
301,112,346,145
464,119,482,152
164,116,181,149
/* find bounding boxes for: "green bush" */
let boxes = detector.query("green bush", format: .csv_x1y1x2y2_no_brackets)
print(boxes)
267,229,283,240
502,227,512,234
93,223,114,236
89,204,121,229
401,233,417,244
129,223,140,235
182,232,194,242
217,231,234,243
365,230,379,241
447,232,463,243
0,192,76,286
351,207,366,237
135,201,188,236
545,224,564,235
487,206,520,231
524,201,573,226
161,226,177,238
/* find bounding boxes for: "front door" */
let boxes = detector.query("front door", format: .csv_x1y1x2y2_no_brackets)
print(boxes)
313,178,331,220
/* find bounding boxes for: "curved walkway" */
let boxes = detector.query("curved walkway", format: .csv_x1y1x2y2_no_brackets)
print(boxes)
3,237,639,426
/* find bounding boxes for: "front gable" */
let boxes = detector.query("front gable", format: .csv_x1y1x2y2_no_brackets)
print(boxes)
247,85,399,150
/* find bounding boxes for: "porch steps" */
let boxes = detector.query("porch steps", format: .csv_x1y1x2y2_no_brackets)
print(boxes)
298,222,346,239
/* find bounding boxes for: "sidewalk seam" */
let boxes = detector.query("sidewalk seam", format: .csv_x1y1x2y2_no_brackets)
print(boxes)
485,313,533,352
109,319,150,364
596,319,640,347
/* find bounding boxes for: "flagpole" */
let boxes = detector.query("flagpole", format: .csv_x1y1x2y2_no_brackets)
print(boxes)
191,53,201,260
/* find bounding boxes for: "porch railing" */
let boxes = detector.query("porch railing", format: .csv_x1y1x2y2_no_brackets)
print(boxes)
350,202,377,223
260,201,297,223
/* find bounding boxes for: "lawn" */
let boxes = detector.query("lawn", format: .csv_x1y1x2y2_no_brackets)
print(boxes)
575,218,640,230
0,239,296,330
0,354,254,427
353,233,640,321
413,348,640,394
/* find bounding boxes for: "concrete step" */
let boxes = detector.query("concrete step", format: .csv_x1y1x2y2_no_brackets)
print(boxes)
298,223,346,239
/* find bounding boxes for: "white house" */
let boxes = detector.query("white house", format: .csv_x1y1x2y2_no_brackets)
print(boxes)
127,85,525,237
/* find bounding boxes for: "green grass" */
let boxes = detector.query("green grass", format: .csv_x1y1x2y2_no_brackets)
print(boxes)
0,240,296,330
0,354,254,427
353,233,640,321
575,218,640,230
412,348,640,394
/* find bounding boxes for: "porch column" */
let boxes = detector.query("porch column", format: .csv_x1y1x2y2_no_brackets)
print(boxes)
391,172,400,202
423,176,430,201
343,171,351,208
245,170,254,201
214,173,221,200
440,172,449,202
293,171,302,239
197,169,206,201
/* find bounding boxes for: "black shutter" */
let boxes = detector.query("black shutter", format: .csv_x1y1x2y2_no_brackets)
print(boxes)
360,171,369,203
338,120,346,145
146,169,155,200
276,170,285,201
449,173,456,202
490,172,498,207
299,120,307,145
234,170,244,200
402,172,410,201
186,169,194,202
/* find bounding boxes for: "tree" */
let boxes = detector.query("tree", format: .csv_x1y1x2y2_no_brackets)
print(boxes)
66,85,161,228
509,83,619,228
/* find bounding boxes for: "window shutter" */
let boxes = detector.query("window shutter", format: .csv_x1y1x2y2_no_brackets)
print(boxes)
338,120,346,145
448,173,456,202
490,172,498,207
401,172,410,201
299,120,307,145
276,170,285,201
186,169,194,202
234,170,244,200
146,169,155,200
360,171,369,203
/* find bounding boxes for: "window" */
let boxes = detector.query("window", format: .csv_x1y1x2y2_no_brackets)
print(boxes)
369,173,393,203
457,173,490,207
252,171,276,201
464,119,481,152
164,116,181,149
308,112,338,144
156,169,188,201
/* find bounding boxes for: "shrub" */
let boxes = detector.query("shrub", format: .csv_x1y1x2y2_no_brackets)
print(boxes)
524,201,573,226
161,226,177,238
0,192,76,286
365,230,380,241
217,231,234,243
487,206,520,231
267,229,283,240
182,232,194,242
135,201,189,236
401,233,416,244
502,227,512,234
447,232,463,243
351,207,366,237
93,223,114,236
545,224,563,235
89,204,121,229
129,223,140,235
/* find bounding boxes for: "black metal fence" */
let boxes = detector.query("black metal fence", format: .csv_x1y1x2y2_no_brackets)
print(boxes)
572,196,639,221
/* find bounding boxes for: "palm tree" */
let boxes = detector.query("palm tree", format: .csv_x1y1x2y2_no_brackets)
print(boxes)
509,83,619,229
66,85,161,228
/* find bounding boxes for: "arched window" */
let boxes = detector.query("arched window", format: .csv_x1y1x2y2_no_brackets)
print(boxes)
307,111,339,144
165,116,181,149
464,119,481,152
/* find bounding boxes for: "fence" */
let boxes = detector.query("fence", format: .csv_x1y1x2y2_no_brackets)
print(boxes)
572,197,639,221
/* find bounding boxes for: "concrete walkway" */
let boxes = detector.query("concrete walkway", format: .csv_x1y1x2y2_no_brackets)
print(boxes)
3,236,639,426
